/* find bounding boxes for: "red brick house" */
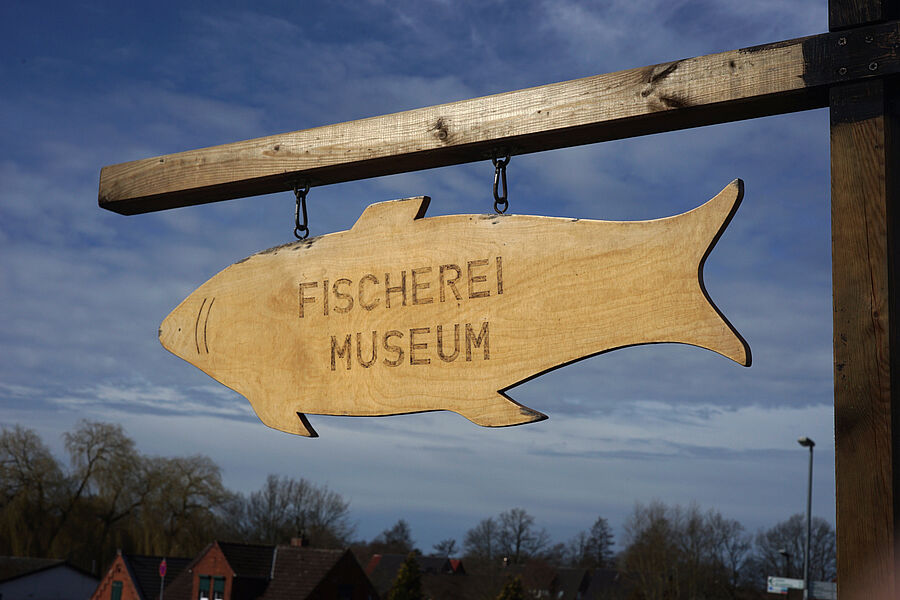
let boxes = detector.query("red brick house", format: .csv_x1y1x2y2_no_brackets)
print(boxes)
91,552,190,600
162,540,377,600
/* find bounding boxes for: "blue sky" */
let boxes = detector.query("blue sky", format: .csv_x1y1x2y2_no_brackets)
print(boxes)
1,0,834,552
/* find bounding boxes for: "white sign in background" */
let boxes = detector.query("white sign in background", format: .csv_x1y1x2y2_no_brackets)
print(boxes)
766,577,836,599
767,576,804,594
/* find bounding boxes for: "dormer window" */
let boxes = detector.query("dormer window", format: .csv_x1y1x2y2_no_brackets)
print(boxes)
198,575,210,600
198,574,225,600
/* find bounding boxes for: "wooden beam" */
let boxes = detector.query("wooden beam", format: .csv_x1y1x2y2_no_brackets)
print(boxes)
100,21,900,215
831,77,900,600
831,10,900,600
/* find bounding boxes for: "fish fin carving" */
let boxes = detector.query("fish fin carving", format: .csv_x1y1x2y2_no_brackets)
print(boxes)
248,397,320,437
669,179,751,367
294,413,319,438
457,392,548,428
351,196,431,233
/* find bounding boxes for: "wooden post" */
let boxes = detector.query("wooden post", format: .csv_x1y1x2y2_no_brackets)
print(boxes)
830,1,899,597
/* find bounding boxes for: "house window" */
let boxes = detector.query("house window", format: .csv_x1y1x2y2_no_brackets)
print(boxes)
198,575,210,600
199,575,225,600
213,576,225,600
111,581,123,600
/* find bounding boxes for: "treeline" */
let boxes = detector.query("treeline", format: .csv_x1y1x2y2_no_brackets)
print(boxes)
435,504,833,599
619,501,835,600
0,421,354,571
0,421,835,597
459,509,613,569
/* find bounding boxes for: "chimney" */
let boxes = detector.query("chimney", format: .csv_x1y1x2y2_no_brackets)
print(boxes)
290,531,309,547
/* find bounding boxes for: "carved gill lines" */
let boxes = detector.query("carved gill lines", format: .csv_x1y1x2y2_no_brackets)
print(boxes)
194,297,215,354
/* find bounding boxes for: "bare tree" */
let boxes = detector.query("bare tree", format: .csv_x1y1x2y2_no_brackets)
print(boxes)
64,421,148,554
463,509,549,566
751,513,836,584
432,538,457,557
622,500,768,599
708,511,752,597
0,422,363,572
569,516,615,568
672,503,717,600
497,508,549,565
567,531,590,568
0,425,66,557
370,519,416,555
463,517,499,562
229,474,354,548
299,482,355,547
621,501,677,600
214,490,252,540
135,454,228,556
0,421,150,560
245,474,295,543
541,542,569,567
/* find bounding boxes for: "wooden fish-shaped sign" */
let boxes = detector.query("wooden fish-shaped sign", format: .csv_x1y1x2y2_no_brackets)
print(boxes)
160,180,750,437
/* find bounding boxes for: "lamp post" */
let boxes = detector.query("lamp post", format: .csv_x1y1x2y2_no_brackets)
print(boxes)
798,436,815,600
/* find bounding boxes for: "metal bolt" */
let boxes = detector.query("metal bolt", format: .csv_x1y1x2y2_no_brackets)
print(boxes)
869,62,878,71
839,67,848,76
838,37,847,46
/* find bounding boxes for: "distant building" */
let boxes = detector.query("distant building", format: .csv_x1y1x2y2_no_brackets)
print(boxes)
91,552,190,600
581,568,631,600
365,554,465,599
366,555,633,600
0,556,98,600
553,567,592,599
161,539,377,600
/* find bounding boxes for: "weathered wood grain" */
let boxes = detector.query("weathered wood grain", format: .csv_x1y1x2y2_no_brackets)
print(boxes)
831,77,899,599
831,0,898,30
158,182,749,437
830,3,899,599
99,22,900,215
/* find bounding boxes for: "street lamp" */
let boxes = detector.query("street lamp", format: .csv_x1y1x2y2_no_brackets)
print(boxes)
798,436,815,600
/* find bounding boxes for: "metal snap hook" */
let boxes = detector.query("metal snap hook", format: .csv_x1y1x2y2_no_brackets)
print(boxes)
492,153,511,214
293,182,310,240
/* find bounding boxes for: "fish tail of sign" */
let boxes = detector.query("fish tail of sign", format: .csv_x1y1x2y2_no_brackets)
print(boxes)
672,179,751,367
681,298,751,367
457,392,548,428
